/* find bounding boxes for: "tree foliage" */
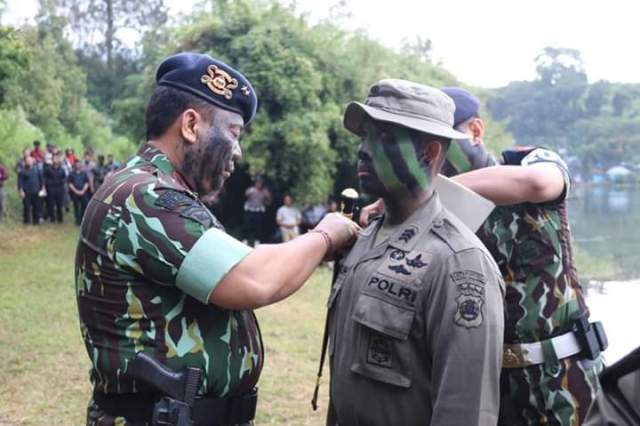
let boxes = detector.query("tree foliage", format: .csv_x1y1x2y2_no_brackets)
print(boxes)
0,0,514,220
111,0,510,202
488,46,640,172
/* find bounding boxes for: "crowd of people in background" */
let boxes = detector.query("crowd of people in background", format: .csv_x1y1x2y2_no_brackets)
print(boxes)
0,140,122,225
1,145,336,240
242,176,339,245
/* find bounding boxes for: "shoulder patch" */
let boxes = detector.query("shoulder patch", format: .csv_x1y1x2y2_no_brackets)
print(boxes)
154,190,194,210
521,148,568,172
179,204,222,229
155,190,222,229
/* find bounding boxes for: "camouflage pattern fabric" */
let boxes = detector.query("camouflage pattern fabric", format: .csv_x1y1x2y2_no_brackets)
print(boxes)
477,148,602,425
75,144,262,425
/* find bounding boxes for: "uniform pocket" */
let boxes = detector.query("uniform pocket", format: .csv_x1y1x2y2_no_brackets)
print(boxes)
350,293,415,388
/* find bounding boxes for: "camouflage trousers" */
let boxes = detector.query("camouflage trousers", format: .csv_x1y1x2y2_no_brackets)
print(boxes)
87,398,254,426
498,355,604,425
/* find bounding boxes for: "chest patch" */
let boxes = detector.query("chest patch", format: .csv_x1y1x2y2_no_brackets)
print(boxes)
380,248,430,279
365,274,418,308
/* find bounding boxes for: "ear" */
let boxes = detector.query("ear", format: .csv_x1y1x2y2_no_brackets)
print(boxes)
180,108,200,145
469,118,485,145
421,140,443,167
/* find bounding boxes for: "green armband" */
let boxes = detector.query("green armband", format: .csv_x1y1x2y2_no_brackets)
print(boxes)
176,228,252,304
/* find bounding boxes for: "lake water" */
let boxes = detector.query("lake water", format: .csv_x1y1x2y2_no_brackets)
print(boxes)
568,185,640,363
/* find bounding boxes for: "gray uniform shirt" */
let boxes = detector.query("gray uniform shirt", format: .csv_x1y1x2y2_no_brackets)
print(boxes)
327,193,505,426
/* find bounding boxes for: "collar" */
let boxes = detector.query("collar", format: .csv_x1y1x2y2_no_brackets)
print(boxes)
351,192,444,266
383,192,443,251
135,144,195,192
136,144,175,175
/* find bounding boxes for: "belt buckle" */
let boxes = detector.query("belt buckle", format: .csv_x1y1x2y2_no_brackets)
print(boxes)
503,345,532,368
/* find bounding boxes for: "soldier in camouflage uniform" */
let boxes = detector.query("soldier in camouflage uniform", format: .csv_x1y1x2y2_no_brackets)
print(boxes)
360,87,606,425
75,53,358,426
441,87,604,425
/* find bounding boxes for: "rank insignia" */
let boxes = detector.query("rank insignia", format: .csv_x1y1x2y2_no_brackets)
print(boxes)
398,227,417,243
201,65,238,99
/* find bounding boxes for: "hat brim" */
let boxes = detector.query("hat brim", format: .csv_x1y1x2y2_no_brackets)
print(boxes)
344,102,469,140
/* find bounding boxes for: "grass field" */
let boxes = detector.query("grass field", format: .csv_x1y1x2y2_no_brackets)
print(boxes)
0,222,332,425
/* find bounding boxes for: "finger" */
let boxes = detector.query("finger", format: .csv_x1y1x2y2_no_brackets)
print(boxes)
359,211,369,227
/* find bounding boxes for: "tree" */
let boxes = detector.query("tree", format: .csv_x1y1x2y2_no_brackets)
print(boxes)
489,46,589,148
109,0,512,230
535,47,586,87
0,26,30,105
58,0,167,71
49,0,167,110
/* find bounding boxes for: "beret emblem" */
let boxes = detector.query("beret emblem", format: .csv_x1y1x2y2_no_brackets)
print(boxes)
201,64,238,99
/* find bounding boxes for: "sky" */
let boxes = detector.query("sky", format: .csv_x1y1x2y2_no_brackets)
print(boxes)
4,0,639,88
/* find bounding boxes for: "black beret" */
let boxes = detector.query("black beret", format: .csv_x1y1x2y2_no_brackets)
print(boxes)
156,52,258,125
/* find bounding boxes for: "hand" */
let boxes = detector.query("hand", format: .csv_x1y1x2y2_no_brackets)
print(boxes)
19,189,25,199
359,198,385,227
314,212,360,255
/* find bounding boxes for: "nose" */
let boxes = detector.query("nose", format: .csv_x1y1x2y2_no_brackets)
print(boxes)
357,142,372,161
230,140,242,171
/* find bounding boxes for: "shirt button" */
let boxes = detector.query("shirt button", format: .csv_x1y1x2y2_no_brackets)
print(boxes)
433,219,443,228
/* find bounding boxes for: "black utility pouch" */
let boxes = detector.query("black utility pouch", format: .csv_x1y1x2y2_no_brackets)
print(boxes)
573,314,608,360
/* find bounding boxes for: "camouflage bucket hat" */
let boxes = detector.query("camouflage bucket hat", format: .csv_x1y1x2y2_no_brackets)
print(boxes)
344,79,468,140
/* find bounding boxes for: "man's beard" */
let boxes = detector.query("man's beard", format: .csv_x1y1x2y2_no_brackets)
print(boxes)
182,126,234,195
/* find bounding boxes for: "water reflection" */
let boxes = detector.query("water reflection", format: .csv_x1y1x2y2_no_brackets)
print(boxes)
569,184,640,280
569,185,640,363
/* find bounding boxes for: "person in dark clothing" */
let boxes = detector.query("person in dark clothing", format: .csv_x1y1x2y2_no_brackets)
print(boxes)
93,154,107,190
68,160,90,225
44,154,67,223
0,157,7,223
18,156,44,225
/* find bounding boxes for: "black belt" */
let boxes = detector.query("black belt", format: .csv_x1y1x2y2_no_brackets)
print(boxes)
93,388,258,426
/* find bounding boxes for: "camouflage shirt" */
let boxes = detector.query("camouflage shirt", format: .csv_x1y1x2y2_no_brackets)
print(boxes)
75,144,263,399
477,147,587,344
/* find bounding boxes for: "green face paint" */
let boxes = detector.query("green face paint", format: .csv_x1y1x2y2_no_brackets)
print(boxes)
362,121,431,197
390,126,430,192
445,139,473,174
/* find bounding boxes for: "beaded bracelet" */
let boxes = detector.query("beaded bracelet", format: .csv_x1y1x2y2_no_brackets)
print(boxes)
309,229,333,255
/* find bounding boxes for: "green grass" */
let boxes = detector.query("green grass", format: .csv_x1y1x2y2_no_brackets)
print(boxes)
0,222,332,425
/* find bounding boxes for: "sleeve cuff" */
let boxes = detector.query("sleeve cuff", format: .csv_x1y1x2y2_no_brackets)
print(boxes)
176,228,252,304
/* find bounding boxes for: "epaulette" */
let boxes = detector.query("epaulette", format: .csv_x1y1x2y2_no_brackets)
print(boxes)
430,216,477,254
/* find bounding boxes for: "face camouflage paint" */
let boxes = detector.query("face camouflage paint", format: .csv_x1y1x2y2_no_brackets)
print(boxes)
362,121,432,198
442,138,496,177
444,139,473,175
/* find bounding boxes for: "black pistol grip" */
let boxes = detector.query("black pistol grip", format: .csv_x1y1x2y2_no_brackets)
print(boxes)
128,352,188,401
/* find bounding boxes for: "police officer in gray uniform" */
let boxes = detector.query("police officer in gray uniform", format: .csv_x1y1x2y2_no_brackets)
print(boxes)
326,80,505,426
